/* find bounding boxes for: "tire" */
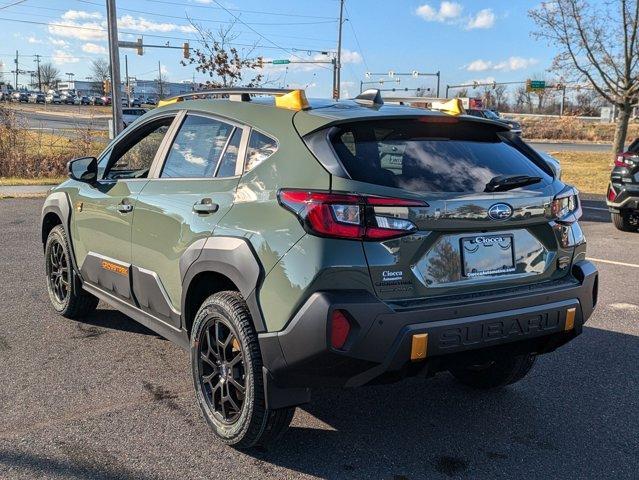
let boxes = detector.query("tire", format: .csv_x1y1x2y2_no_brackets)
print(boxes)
191,291,294,449
45,225,98,319
611,211,636,232
450,353,536,389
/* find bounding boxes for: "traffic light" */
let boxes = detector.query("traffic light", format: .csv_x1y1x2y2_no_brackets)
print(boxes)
182,42,189,59
103,79,111,94
136,38,143,56
525,79,532,93
257,56,264,68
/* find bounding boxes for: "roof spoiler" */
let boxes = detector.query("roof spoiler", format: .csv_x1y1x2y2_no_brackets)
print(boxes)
353,89,384,107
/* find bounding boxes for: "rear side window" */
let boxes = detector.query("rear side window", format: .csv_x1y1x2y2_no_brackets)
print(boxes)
329,119,551,193
161,115,234,178
245,130,278,172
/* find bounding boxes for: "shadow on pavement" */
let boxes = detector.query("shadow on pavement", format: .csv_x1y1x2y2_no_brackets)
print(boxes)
250,326,638,479
70,308,160,338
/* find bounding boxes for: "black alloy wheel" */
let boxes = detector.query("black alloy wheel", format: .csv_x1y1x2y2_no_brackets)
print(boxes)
47,238,70,304
197,316,246,424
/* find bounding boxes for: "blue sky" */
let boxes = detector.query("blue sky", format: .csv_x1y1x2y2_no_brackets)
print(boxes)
0,0,557,97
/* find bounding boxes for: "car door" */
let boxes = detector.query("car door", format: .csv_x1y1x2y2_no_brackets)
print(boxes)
72,113,179,304
130,111,249,327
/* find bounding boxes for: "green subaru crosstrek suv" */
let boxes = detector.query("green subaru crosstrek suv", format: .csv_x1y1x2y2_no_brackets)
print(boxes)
41,88,598,448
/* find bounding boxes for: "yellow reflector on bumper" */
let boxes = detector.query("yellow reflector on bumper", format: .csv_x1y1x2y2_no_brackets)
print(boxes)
411,333,428,361
275,89,309,111
565,308,576,331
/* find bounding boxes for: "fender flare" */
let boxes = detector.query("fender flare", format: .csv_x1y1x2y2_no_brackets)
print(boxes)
180,236,266,332
41,191,81,276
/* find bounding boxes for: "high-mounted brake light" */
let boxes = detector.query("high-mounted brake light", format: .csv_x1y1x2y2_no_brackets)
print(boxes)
278,189,427,241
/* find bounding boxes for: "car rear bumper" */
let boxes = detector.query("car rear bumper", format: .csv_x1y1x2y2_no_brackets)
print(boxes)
607,183,639,211
259,261,598,406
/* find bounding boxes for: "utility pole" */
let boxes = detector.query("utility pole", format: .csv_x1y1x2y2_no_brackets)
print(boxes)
106,0,124,135
157,61,163,99
34,54,42,91
333,0,344,100
14,50,18,90
436,71,440,98
125,54,130,107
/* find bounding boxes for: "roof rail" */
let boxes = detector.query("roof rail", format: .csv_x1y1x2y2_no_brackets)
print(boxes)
157,88,307,108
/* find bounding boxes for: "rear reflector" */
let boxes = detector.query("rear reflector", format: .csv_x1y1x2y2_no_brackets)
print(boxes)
410,333,428,361
564,308,576,331
607,185,617,202
330,310,351,350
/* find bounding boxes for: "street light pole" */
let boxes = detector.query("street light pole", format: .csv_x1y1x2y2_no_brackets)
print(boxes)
106,0,124,135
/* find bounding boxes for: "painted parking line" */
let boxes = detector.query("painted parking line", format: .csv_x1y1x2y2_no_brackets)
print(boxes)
588,257,639,268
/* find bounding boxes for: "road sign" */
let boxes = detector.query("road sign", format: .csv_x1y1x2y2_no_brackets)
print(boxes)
526,79,546,92
272,59,291,65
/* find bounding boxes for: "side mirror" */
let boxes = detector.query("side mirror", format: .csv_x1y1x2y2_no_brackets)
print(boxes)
68,157,98,184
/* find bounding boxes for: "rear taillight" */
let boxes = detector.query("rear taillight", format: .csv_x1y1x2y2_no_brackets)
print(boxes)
615,154,634,168
551,187,581,223
330,310,351,350
278,189,426,241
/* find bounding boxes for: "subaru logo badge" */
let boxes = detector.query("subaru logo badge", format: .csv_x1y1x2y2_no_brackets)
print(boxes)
488,203,513,220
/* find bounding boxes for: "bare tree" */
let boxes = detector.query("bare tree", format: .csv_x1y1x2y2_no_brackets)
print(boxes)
574,88,603,116
514,85,533,113
90,58,110,94
530,0,639,155
155,69,168,99
39,63,60,91
494,84,508,110
455,88,469,98
182,19,262,88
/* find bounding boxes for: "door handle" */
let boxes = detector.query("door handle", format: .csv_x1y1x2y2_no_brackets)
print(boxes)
117,201,134,213
193,198,219,214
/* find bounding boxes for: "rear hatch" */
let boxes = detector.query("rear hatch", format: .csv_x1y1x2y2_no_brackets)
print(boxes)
302,115,574,303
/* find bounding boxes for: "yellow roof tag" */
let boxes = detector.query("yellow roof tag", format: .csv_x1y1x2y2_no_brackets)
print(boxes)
432,98,465,116
158,97,181,108
275,89,309,111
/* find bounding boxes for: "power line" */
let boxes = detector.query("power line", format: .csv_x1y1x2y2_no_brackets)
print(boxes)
136,0,337,20
344,3,368,71
0,15,332,54
76,0,335,25
207,0,331,70
0,0,27,10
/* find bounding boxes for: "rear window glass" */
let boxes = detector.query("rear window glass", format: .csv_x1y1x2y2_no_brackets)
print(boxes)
330,119,551,193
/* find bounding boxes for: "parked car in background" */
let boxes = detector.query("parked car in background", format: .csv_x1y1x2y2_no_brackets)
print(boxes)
89,96,104,106
144,97,158,106
607,138,639,231
76,96,91,105
466,108,523,135
60,92,75,105
11,91,29,103
46,93,62,104
101,96,112,106
28,92,45,104
122,107,147,127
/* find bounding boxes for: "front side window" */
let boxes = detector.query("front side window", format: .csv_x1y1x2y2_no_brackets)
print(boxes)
245,130,278,172
104,118,173,180
161,115,234,178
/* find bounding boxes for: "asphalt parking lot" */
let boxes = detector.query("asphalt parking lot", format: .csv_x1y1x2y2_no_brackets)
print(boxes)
0,198,637,480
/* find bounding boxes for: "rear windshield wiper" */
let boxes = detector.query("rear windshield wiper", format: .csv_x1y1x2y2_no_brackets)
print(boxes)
484,174,542,192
